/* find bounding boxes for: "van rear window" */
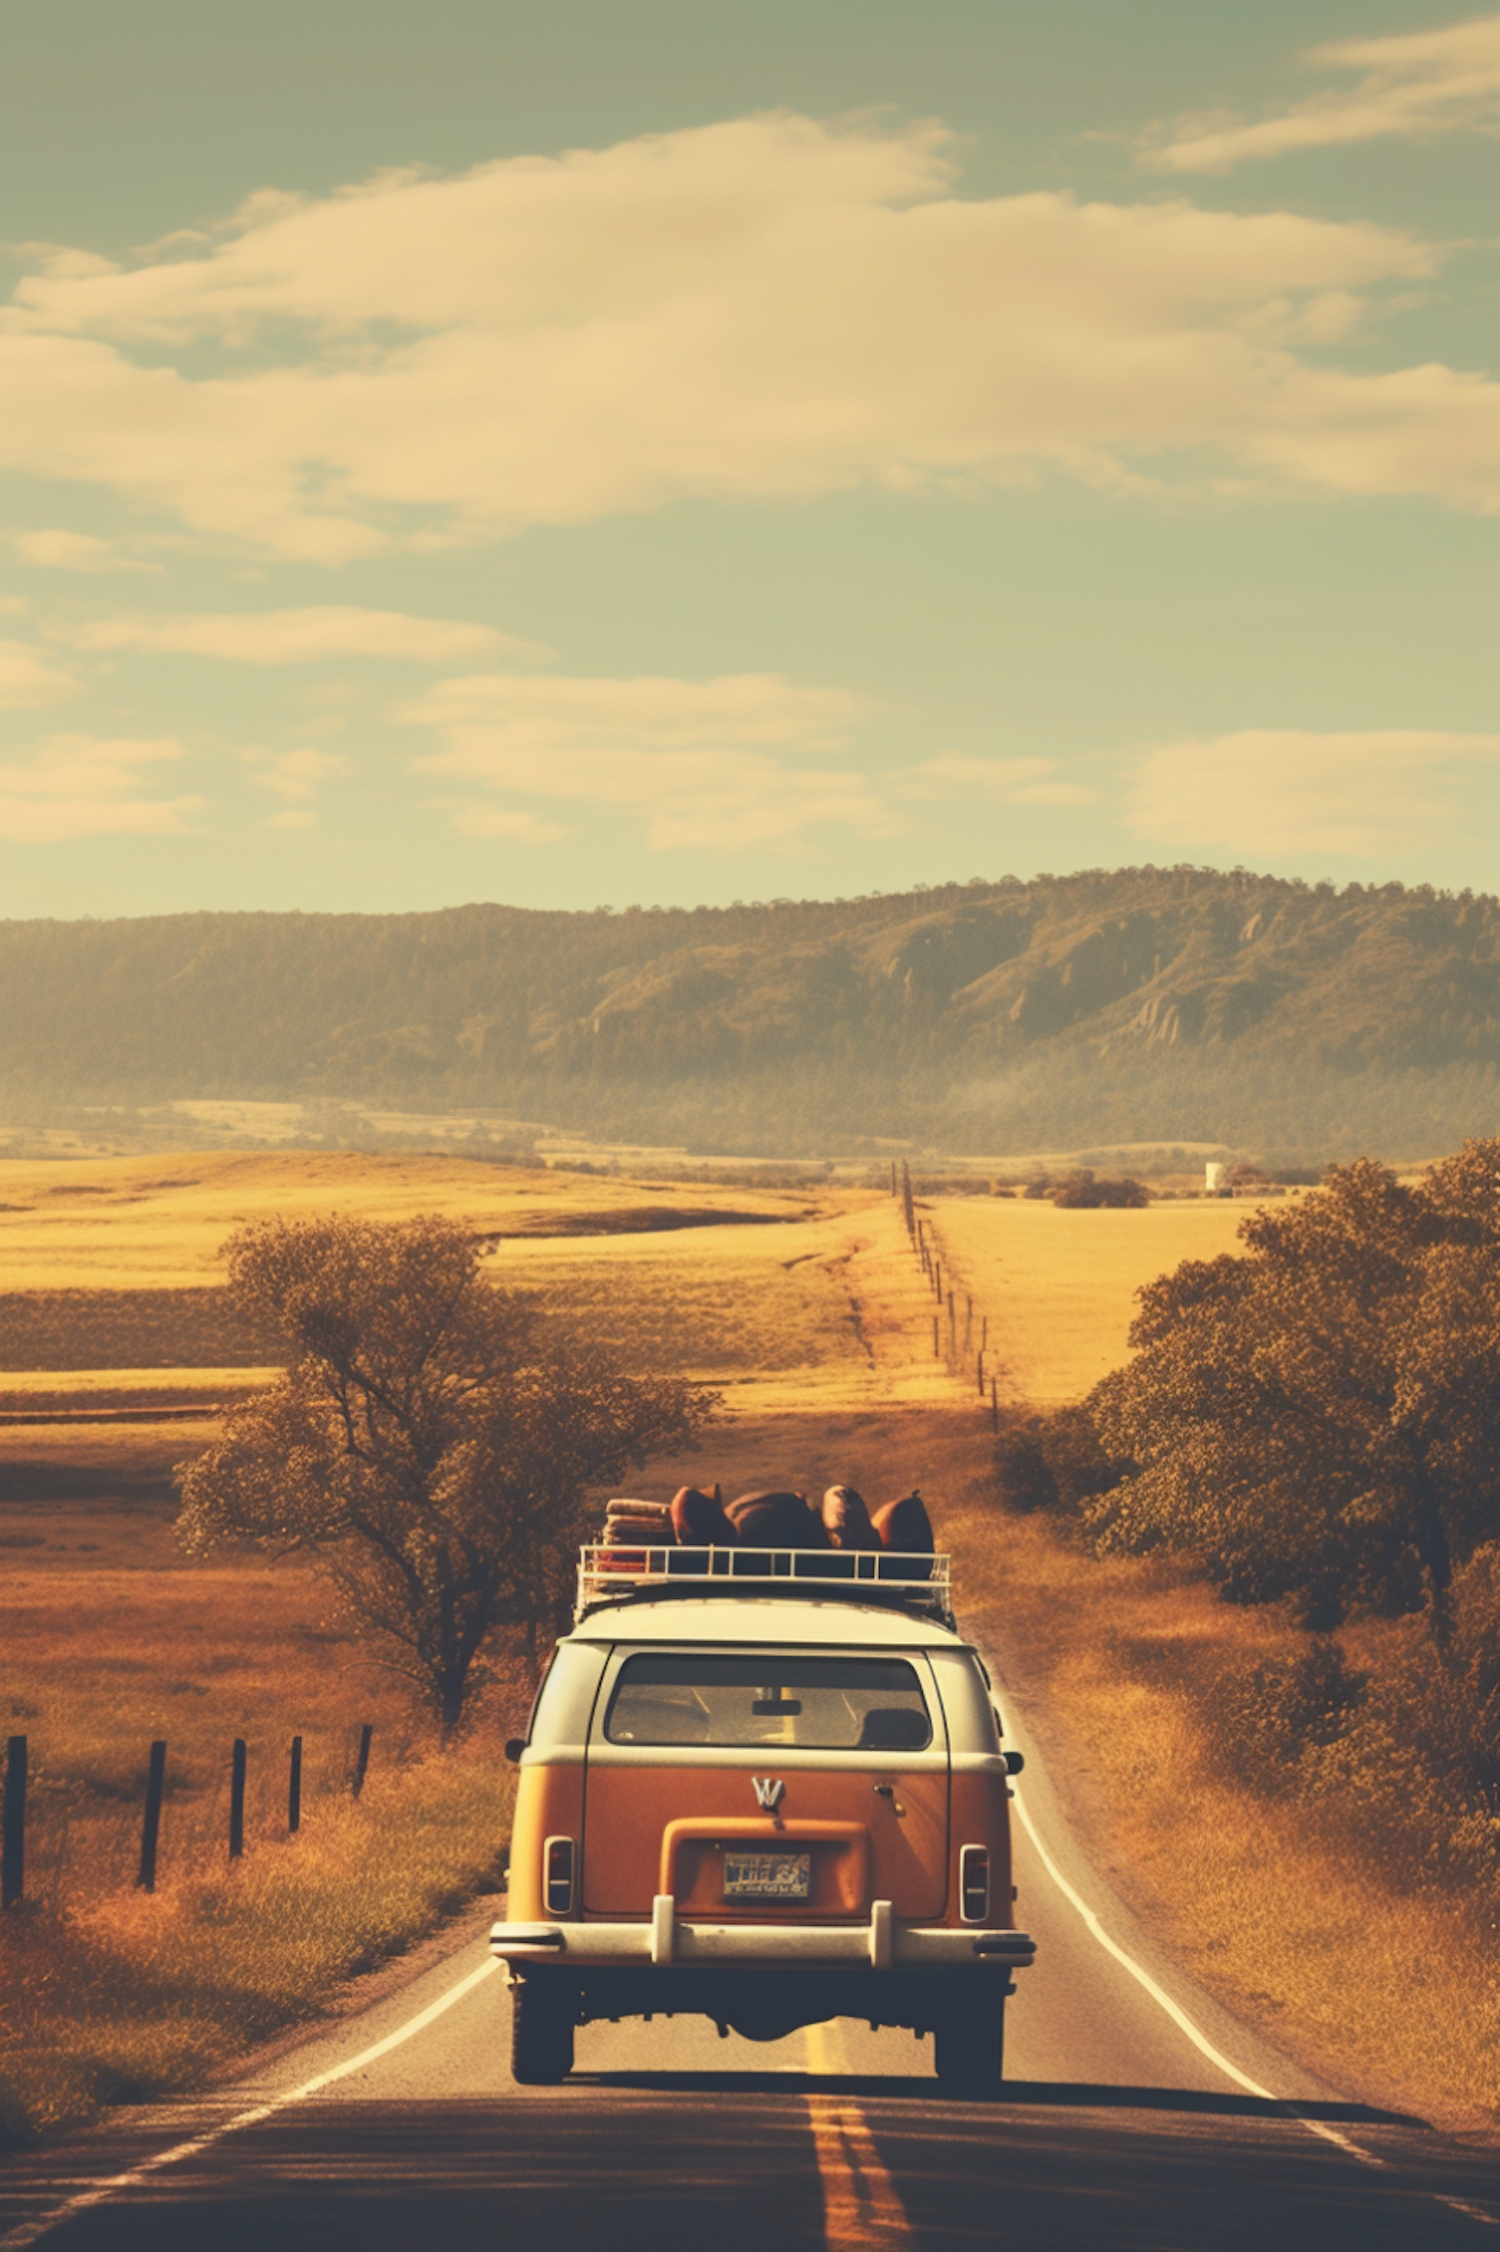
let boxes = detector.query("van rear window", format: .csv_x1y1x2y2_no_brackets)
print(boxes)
603,1654,932,1750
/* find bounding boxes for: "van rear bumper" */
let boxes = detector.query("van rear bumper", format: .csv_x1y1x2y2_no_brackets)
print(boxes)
490,1897,1035,1971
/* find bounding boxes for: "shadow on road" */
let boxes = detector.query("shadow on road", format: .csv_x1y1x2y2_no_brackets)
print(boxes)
3,2093,1490,2252
994,2081,1427,2129
581,2068,1426,2129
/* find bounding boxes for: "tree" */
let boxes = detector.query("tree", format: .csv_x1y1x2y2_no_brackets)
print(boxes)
1083,1144,1500,1638
176,1215,716,1731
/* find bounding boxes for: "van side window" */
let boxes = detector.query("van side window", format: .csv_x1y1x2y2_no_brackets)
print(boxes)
604,1654,932,1750
926,1649,1002,1756
528,1641,609,1751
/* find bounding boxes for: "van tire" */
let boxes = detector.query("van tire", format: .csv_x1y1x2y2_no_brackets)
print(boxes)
933,1996,1004,2092
511,1976,576,2085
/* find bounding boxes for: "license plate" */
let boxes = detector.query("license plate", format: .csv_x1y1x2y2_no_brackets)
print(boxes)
723,1850,811,1902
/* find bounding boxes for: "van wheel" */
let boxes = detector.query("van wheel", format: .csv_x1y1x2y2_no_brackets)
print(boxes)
511,1976,576,2085
933,1996,1004,2093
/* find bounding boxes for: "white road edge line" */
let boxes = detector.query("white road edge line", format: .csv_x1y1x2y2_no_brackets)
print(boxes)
1009,1786,1380,2166
0,1957,500,2251
1015,1799,1500,2240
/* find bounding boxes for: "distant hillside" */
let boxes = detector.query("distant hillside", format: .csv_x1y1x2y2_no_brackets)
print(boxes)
3,869,1498,1160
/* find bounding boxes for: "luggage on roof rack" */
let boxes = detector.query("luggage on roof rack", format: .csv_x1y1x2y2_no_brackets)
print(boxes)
575,1542,955,1628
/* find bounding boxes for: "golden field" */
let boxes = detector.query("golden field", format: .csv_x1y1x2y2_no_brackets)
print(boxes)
924,1192,1283,1403
0,1156,921,2135
0,1147,830,1291
1,1154,1495,2141
0,1408,525,2133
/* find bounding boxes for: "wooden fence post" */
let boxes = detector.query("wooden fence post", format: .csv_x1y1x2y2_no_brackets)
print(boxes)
2,1735,26,1910
991,1380,1000,1433
229,1739,246,1860
138,1740,167,1893
932,1314,940,1360
933,1261,941,1303
352,1723,373,1801
977,1351,985,1395
288,1735,303,1835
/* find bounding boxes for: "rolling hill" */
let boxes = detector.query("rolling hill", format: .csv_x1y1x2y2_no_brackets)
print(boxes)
4,868,1498,1159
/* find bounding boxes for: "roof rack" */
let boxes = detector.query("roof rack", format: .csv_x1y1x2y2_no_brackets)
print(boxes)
575,1542,954,1629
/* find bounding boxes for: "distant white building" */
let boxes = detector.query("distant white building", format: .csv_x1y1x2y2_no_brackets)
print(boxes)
1205,1161,1227,1195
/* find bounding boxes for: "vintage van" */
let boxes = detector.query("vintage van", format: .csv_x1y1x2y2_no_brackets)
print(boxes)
490,1542,1034,2088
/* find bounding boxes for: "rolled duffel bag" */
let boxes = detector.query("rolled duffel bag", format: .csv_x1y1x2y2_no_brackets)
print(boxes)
725,1488,828,1571
669,1485,736,1544
871,1490,935,1580
810,1483,880,1578
668,1484,738,1572
821,1484,881,1551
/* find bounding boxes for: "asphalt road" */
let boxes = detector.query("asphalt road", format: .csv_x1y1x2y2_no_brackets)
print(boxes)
3,1672,1497,2250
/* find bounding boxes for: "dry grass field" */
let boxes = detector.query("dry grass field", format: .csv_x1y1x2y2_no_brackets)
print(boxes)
0,1149,824,1292
0,1156,911,2136
925,1194,1283,1403
1,1541,522,2132
2,1157,1496,2144
0,1149,866,1405
0,1412,525,2133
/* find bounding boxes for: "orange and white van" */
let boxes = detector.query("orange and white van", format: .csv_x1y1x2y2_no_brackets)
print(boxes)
490,1541,1035,2088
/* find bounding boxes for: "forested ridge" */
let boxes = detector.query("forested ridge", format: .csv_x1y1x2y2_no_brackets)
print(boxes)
5,867,1500,1156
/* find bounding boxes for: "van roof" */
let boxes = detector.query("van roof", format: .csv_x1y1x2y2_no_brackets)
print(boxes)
565,1596,967,1649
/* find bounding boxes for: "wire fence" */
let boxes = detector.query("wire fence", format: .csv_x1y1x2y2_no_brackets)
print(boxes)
895,1159,1001,1431
1,1720,378,1909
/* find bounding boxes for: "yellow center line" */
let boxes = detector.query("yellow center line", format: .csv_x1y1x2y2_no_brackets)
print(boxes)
805,2023,909,2249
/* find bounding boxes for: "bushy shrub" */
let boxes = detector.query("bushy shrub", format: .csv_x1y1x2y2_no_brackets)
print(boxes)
993,1404,1124,1521
1050,1168,1150,1209
1189,1554,1500,1913
1200,1640,1369,1792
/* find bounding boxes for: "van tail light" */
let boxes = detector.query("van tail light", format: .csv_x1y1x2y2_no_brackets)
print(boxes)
959,1844,990,1924
544,1835,575,1915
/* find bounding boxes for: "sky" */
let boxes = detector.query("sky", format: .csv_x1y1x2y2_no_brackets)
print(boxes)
2,0,1499,919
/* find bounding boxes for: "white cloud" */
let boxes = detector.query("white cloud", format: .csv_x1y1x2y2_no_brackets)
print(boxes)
0,734,203,841
1128,729,1500,856
0,641,80,709
448,804,567,845
267,808,317,830
13,528,160,573
4,114,1497,554
898,752,1099,806
52,605,540,664
249,747,354,802
402,668,869,751
405,665,897,850
1146,14,1500,172
10,244,121,282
